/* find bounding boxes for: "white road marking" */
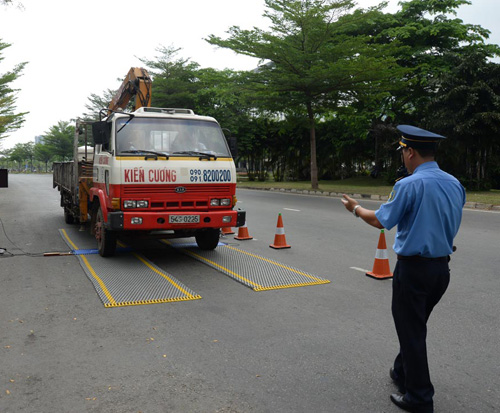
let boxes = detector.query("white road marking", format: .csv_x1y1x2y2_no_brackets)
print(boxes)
350,267,370,273
283,208,301,212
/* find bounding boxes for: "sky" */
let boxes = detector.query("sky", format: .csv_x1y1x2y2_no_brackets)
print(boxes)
0,0,498,150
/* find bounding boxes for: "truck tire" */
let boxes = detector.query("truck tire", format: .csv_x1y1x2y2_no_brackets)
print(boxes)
64,208,75,224
95,206,117,257
195,228,220,250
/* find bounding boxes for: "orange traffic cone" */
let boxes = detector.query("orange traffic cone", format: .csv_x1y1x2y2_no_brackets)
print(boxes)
221,226,235,235
366,229,393,279
270,213,291,249
234,221,253,240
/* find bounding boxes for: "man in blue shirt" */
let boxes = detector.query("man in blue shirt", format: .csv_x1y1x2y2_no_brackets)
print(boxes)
342,125,466,413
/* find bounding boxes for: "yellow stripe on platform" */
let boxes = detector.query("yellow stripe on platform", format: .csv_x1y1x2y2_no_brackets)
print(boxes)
62,229,117,306
60,228,79,250
80,254,117,306
59,229,201,307
223,244,328,284
132,252,200,300
183,248,263,290
101,296,201,308
162,239,330,292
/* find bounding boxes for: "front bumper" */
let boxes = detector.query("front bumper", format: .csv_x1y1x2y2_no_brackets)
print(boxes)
107,210,246,231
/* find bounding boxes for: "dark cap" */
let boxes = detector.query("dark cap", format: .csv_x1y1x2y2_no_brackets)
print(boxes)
397,125,446,150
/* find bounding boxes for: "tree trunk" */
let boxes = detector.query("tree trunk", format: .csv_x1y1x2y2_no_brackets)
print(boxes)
307,103,318,189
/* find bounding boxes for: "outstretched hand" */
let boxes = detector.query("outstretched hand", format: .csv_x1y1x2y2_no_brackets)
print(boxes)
341,194,358,213
341,194,383,229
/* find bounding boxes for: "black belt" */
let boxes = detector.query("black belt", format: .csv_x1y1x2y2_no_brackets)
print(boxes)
397,255,449,262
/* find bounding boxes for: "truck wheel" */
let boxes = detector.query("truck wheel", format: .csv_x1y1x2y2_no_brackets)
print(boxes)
195,228,220,250
95,206,117,257
64,208,75,224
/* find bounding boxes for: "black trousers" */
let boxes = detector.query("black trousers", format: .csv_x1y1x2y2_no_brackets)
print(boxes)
391,258,450,411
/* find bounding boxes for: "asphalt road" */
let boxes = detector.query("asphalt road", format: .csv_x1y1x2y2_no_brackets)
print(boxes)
0,174,499,413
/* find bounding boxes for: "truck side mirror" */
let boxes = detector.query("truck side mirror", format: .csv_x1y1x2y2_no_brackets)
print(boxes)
92,121,111,145
229,136,238,158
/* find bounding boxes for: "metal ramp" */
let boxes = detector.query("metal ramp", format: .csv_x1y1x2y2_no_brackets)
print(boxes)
59,229,201,307
162,240,331,291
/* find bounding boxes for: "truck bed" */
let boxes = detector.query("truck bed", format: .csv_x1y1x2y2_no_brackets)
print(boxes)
53,161,76,194
53,160,93,194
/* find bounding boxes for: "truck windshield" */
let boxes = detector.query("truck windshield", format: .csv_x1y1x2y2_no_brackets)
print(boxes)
116,117,231,157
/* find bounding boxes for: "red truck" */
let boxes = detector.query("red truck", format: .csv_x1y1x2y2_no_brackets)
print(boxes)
53,68,245,256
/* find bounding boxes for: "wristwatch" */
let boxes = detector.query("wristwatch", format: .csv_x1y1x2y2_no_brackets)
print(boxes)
352,205,361,218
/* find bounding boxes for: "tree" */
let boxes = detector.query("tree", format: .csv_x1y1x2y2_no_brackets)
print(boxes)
8,143,23,170
0,40,27,143
140,45,201,109
194,68,254,133
23,141,34,170
82,89,116,121
34,142,54,172
9,142,33,171
207,0,405,189
371,0,499,124
423,50,500,189
42,121,75,161
1,0,23,8
0,147,12,169
329,0,500,181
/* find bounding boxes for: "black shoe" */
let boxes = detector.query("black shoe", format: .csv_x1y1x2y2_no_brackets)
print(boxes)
390,367,406,393
390,393,433,413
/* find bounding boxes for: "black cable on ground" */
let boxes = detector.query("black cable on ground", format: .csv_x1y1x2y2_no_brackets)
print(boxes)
0,216,59,258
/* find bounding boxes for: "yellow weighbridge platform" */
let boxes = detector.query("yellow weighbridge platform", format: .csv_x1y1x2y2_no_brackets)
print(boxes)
59,229,330,308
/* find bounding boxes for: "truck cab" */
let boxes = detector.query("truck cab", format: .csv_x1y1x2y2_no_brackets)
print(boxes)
88,107,245,256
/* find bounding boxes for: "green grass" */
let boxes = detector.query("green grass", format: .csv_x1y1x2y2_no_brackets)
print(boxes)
464,190,500,205
237,176,500,206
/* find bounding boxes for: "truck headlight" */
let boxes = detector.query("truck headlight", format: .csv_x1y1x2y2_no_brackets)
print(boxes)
220,198,231,206
131,217,143,225
136,200,149,208
124,200,137,208
210,199,220,206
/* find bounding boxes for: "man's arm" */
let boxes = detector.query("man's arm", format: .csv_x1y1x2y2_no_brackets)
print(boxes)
341,194,384,229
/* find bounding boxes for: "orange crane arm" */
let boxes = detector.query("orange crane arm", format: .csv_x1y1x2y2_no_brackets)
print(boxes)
108,67,152,114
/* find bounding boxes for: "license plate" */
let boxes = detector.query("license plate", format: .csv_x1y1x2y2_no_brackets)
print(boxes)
169,215,200,224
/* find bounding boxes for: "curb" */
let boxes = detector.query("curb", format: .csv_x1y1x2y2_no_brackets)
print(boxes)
238,186,498,211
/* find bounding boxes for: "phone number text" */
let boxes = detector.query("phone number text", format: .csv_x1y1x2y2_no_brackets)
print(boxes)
189,169,232,183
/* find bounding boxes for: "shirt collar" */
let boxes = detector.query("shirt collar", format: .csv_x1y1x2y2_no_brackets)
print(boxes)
413,161,438,174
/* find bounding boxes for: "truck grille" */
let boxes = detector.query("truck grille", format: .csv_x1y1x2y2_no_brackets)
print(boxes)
121,184,233,210
151,200,208,209
122,184,232,196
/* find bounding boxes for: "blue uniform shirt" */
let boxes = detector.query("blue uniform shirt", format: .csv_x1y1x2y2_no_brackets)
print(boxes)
375,161,466,258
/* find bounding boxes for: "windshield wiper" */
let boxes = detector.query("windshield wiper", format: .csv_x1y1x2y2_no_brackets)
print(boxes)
121,150,170,159
172,151,218,160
